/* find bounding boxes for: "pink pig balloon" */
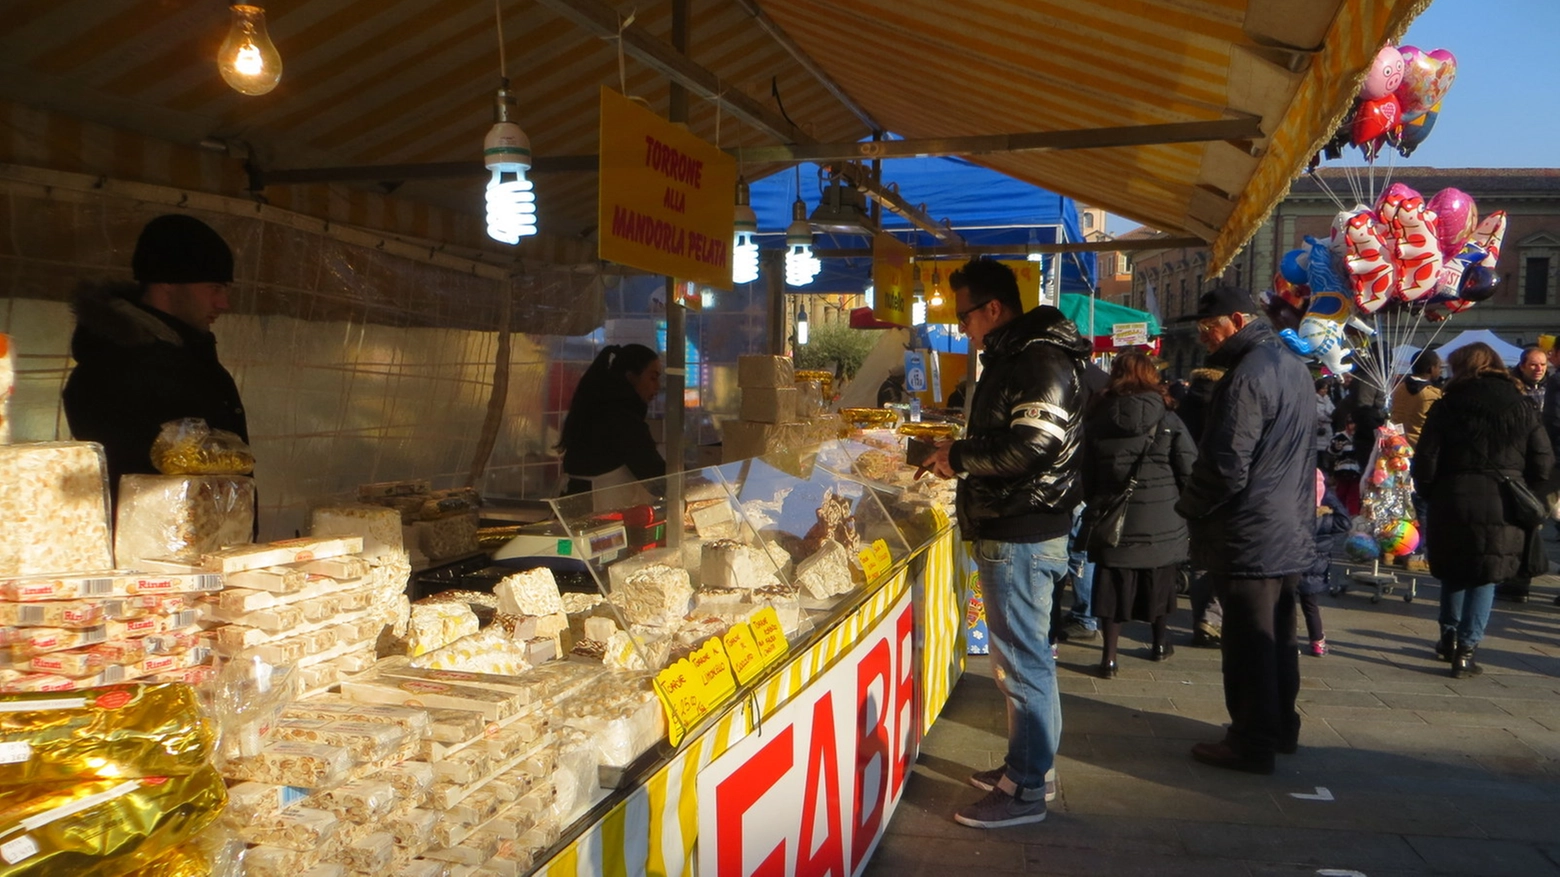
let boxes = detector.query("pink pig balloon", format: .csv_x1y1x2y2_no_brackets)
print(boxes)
1426,188,1478,258
1361,45,1405,100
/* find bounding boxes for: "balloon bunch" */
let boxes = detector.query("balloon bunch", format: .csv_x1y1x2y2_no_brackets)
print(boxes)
1272,187,1507,378
1320,44,1457,162
1357,424,1420,560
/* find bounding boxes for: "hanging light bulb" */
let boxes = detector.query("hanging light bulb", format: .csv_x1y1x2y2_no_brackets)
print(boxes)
785,197,821,286
928,263,945,308
796,304,809,345
732,178,760,285
484,84,537,245
218,4,283,95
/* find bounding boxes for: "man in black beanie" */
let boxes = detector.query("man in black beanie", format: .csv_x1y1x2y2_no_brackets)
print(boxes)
63,214,248,499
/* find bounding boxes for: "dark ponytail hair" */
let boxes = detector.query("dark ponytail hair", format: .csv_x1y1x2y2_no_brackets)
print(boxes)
556,343,660,454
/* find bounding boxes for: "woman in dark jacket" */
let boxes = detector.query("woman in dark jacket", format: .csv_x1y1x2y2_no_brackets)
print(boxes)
1081,353,1198,677
557,344,665,502
1412,342,1553,678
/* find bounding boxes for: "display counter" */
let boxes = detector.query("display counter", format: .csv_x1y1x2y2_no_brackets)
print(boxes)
528,439,969,876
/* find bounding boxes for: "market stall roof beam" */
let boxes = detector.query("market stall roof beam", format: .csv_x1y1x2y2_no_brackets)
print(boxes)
533,0,814,145
813,236,1204,260
735,117,1264,165
731,0,883,135
830,162,962,246
250,155,598,190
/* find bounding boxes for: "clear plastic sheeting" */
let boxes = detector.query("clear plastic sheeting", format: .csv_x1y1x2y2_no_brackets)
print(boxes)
0,186,610,537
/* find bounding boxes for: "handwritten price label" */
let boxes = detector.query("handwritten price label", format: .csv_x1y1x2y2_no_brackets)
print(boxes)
857,538,894,581
689,637,738,707
722,623,766,686
748,606,789,667
653,658,705,747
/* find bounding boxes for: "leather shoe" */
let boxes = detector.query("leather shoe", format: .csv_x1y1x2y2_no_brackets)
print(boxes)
1189,630,1221,648
1151,642,1175,662
1190,740,1274,775
1097,660,1118,679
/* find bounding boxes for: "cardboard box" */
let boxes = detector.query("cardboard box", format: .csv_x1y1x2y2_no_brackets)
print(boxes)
740,386,798,424
737,355,794,388
721,420,809,463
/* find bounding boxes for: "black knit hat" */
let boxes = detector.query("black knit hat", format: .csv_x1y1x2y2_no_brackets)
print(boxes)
131,214,234,284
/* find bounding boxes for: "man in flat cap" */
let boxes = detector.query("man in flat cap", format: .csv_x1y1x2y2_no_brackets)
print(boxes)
1174,286,1314,776
63,214,247,499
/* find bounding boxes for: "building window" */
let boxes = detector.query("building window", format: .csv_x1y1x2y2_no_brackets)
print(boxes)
1179,277,1188,315
1082,213,1095,229
1525,256,1551,305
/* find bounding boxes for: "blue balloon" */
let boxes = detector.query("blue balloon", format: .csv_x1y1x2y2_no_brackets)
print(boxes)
1280,249,1309,285
1396,106,1439,158
1458,265,1499,302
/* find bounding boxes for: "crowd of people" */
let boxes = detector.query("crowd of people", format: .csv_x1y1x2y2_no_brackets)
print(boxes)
927,257,1556,829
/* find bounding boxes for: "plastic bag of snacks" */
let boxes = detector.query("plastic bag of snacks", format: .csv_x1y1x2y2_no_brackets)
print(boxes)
150,419,254,476
208,654,300,763
0,766,227,876
0,684,215,786
114,475,255,567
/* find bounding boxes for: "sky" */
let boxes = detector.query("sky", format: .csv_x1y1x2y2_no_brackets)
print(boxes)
1107,0,1560,235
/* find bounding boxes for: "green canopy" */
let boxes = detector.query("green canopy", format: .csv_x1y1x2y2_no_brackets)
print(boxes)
1057,294,1161,338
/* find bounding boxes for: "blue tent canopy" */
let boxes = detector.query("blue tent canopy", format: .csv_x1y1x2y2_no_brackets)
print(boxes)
747,152,1096,295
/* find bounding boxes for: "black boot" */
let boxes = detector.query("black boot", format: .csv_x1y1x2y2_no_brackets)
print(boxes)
1451,645,1482,679
1435,629,1457,663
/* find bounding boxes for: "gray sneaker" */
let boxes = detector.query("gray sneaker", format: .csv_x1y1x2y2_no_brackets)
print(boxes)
969,766,1057,802
1057,620,1098,642
954,786,1047,828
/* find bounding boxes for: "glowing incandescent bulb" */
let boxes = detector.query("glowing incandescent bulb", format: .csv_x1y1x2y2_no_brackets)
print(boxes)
784,197,820,287
796,305,809,345
484,86,537,245
732,178,760,285
218,5,283,96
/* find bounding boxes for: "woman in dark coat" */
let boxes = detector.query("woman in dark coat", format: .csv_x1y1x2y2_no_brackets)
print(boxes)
1413,342,1553,678
1081,352,1198,677
557,344,665,502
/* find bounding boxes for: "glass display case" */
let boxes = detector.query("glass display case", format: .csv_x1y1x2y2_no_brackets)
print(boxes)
543,443,940,679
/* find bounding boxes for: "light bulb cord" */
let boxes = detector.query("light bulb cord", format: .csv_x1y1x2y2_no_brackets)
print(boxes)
494,0,507,79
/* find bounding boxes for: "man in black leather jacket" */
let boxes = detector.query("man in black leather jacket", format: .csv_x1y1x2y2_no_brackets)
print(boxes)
926,258,1091,828
1174,286,1314,776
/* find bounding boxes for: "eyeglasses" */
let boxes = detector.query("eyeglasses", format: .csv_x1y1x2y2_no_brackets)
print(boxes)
957,299,991,327
1195,316,1227,336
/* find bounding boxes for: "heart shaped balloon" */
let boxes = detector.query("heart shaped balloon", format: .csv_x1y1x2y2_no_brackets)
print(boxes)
1351,94,1401,147
1396,47,1456,116
1426,187,1477,258
1360,45,1405,100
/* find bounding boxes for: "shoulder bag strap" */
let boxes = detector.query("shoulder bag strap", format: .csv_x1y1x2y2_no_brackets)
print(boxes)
1122,414,1168,489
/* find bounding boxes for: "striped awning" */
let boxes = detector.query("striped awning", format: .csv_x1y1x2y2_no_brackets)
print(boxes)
0,0,1429,268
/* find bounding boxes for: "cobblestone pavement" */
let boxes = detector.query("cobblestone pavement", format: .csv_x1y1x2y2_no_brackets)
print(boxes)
869,564,1560,877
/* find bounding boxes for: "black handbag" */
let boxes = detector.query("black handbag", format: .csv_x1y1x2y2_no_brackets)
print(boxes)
1079,417,1165,552
1497,473,1547,530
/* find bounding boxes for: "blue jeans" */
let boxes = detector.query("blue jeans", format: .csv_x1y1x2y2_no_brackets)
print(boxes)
1066,505,1099,630
974,535,1068,799
1439,582,1496,649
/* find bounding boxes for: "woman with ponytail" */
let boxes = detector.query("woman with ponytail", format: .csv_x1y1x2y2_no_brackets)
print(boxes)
557,343,665,502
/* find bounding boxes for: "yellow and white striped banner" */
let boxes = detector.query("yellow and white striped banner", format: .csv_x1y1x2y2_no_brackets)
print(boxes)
540,529,961,877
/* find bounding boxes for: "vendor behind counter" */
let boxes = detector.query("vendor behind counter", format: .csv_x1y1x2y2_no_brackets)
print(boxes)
557,344,665,509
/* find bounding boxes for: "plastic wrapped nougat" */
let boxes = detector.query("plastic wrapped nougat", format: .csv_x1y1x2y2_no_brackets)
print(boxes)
0,443,113,577
114,474,255,567
0,684,214,786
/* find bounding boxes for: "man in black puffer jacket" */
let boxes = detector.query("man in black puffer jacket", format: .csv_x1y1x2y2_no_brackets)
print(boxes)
63,215,247,503
926,258,1091,829
1174,286,1314,776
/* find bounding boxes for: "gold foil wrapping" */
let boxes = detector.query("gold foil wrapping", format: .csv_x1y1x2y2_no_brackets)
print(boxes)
0,684,214,786
0,767,226,877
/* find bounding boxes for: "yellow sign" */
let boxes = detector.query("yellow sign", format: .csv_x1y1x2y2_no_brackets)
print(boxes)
857,538,895,581
721,623,766,686
653,635,738,746
747,606,789,667
871,233,914,326
917,259,1042,323
599,87,738,288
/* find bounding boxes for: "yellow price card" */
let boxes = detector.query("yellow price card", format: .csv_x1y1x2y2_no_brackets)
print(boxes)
748,606,790,668
858,538,894,581
654,657,708,747
689,636,738,707
722,623,767,686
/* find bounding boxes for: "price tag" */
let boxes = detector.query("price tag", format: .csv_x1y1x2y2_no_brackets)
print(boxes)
653,658,707,748
0,742,30,764
688,637,738,709
748,606,789,667
722,623,766,686
0,835,36,865
858,538,894,581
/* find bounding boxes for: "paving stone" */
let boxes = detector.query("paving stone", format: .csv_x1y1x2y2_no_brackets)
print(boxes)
1173,823,1427,871
862,832,1030,875
1414,710,1549,730
1404,834,1560,876
1375,692,1510,713
1453,799,1560,842
1021,846,1250,876
1296,703,1426,724
1294,688,1390,708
